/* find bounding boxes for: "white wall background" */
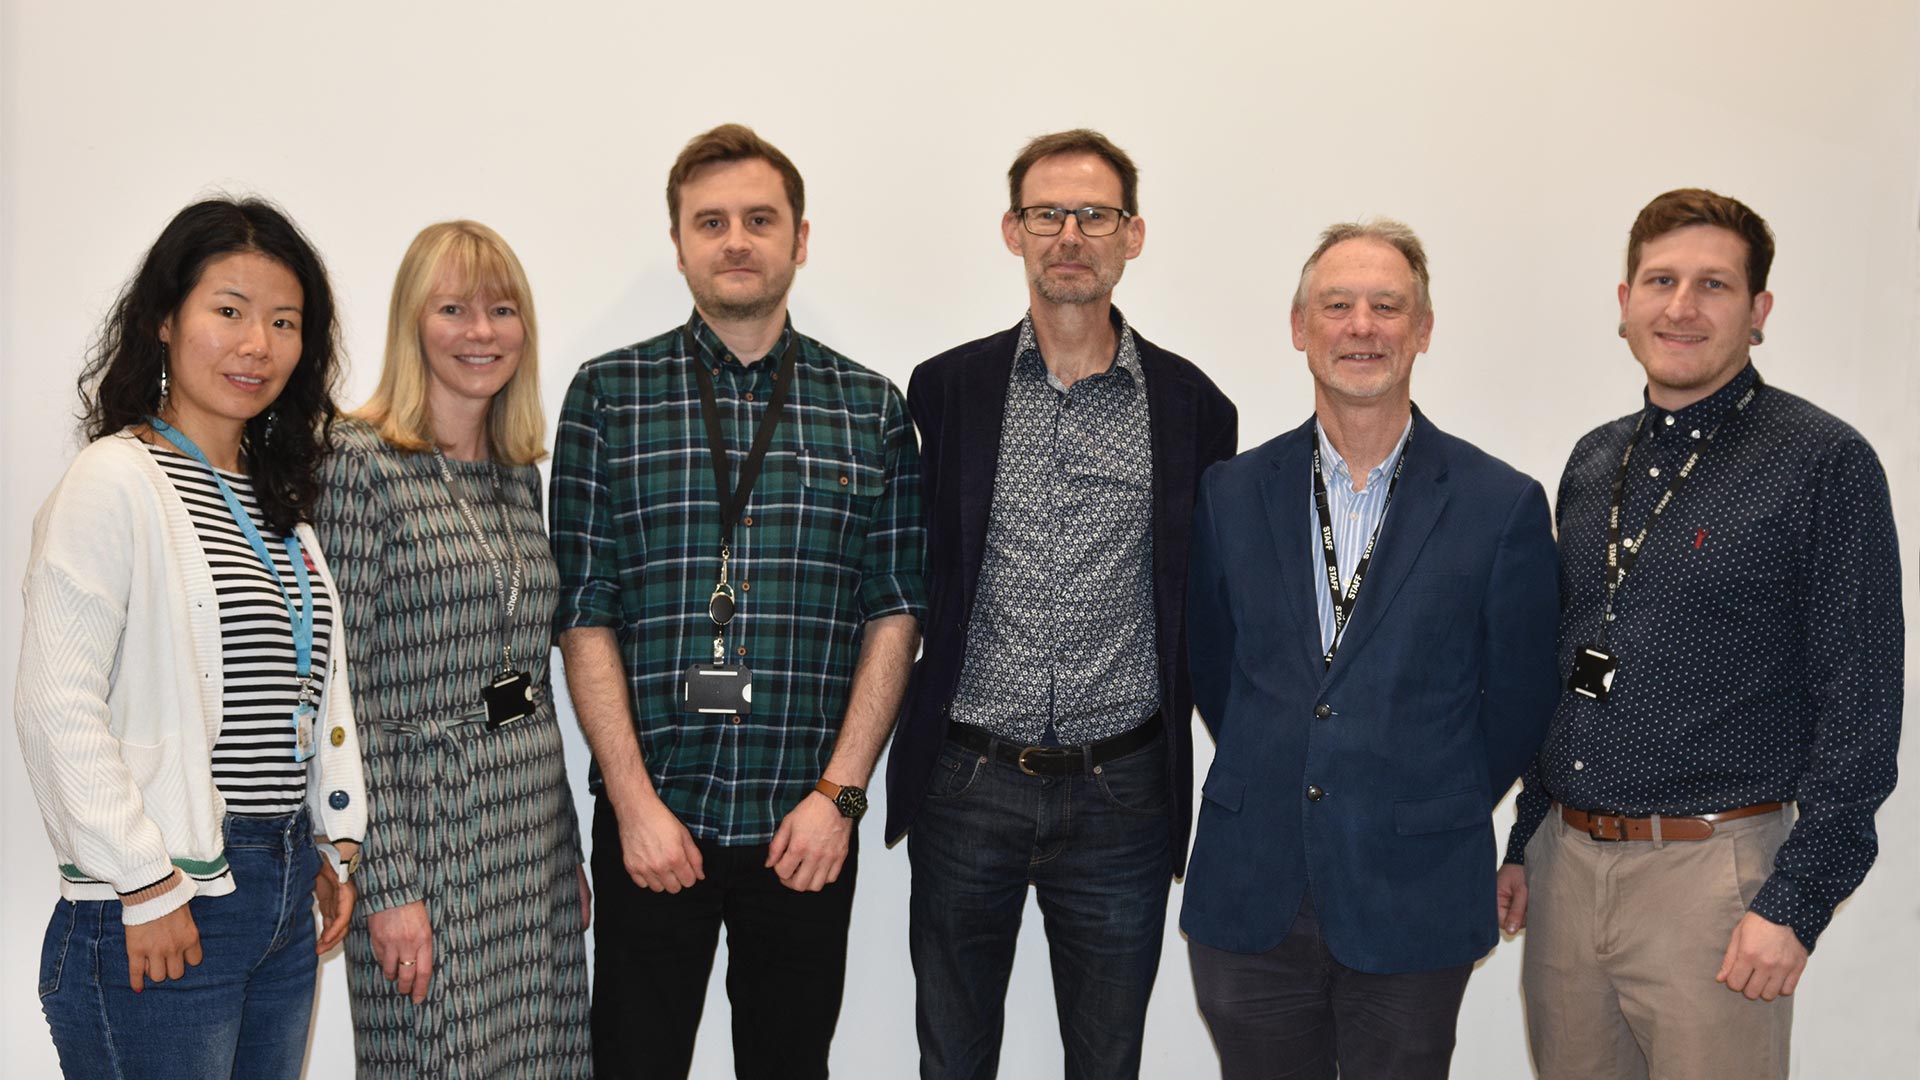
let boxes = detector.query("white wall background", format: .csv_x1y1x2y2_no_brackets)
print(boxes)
4,1,1916,1076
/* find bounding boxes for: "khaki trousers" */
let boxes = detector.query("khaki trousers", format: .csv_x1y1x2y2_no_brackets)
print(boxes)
1520,805,1794,1080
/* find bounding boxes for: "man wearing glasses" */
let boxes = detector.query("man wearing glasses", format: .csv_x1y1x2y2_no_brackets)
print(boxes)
885,128,1237,1078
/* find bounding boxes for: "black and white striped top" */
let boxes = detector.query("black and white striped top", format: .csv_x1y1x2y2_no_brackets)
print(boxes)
148,443,332,816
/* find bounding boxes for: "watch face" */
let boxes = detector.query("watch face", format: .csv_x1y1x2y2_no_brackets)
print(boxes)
836,786,868,820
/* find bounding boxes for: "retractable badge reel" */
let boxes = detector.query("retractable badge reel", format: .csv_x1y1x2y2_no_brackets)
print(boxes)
684,543,753,715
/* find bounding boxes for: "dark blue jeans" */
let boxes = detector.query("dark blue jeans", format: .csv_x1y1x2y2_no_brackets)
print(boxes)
908,733,1172,1080
39,811,321,1080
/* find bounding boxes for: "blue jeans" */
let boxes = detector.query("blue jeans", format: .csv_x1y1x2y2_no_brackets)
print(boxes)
39,810,321,1080
908,733,1173,1080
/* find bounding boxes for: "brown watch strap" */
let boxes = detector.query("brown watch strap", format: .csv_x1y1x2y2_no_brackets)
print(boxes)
814,779,844,801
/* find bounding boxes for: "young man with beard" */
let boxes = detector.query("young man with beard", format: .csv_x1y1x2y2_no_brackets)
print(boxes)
885,129,1237,1079
551,123,925,1080
1496,188,1902,1080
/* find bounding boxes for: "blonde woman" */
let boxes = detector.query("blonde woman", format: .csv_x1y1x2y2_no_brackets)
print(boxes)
315,221,589,1077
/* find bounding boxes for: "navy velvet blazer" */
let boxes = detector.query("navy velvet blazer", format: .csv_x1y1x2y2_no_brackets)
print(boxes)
884,320,1237,876
1180,408,1559,973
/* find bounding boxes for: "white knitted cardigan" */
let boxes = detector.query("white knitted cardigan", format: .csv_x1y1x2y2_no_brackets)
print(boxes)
15,433,367,924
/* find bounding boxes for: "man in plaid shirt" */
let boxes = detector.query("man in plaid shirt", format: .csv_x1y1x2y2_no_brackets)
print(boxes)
550,123,924,1080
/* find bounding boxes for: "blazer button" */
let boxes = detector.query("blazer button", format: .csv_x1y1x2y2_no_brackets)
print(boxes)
1313,703,1332,719
1306,785,1325,802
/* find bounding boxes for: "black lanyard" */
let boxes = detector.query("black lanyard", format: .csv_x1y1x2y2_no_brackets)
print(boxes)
431,450,525,674
1311,432,1409,669
1596,379,1762,645
685,320,799,548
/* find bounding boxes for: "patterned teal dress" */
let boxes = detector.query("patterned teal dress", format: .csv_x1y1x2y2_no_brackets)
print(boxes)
315,420,590,1078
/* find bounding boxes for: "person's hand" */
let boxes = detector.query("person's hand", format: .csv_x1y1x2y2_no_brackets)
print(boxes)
368,901,435,1004
1716,912,1808,1001
1496,863,1530,934
125,903,203,992
577,864,593,930
766,791,852,893
616,793,704,893
313,867,356,954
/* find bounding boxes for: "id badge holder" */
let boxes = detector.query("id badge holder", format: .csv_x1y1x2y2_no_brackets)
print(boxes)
292,700,318,762
683,663,754,715
484,670,536,729
1567,646,1618,702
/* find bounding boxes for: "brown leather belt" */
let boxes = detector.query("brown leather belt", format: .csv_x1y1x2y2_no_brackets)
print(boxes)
1561,802,1783,842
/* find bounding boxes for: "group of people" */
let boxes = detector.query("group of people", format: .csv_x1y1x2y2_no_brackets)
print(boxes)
13,121,1901,1080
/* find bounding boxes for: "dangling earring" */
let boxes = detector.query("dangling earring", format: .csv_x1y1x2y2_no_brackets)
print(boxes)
263,409,278,442
1749,328,1765,346
158,360,169,400
1617,322,1627,338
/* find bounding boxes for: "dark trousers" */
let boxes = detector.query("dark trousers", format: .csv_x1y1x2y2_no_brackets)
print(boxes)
1189,893,1473,1080
589,797,856,1080
908,735,1173,1080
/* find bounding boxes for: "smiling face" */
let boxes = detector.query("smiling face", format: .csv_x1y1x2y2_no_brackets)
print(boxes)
1619,224,1772,410
673,157,808,323
418,260,525,424
157,250,304,452
1291,237,1433,411
1002,152,1145,306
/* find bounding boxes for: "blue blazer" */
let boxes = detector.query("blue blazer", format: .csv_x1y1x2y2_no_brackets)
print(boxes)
1180,408,1559,973
884,320,1237,875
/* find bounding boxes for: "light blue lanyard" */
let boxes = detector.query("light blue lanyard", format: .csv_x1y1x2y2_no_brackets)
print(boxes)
147,417,314,682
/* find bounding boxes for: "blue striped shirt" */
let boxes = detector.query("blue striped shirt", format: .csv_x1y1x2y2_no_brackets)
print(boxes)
1310,416,1412,655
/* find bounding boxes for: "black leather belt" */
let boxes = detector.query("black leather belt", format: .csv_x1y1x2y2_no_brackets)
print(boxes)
946,713,1164,777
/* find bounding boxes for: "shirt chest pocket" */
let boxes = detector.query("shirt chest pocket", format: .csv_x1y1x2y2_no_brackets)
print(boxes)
800,446,884,499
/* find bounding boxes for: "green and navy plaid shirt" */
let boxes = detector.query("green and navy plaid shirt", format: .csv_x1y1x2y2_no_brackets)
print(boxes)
550,313,925,845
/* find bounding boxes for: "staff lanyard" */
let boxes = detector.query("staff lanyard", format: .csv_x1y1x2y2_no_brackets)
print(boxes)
1595,379,1762,646
1311,431,1409,670
685,321,799,656
686,322,799,545
430,450,525,672
147,417,315,689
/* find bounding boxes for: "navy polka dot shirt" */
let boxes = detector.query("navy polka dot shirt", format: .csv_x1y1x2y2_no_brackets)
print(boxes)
1506,363,1904,951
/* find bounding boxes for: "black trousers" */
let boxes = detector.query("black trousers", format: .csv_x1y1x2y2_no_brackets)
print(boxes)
1188,893,1473,1080
589,797,857,1080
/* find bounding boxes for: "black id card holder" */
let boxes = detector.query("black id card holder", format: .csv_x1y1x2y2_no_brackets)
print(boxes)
684,663,753,715
1567,646,1618,702
484,670,535,729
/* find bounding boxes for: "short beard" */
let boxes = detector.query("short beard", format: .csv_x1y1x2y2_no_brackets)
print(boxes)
686,259,798,324
1030,261,1124,306
699,291,786,322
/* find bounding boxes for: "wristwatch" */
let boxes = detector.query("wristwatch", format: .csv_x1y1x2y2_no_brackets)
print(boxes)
814,779,868,821
318,841,362,883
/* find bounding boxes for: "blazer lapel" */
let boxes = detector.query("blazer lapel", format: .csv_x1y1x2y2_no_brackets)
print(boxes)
1143,347,1197,673
957,328,1017,617
1320,409,1450,685
1261,418,1327,676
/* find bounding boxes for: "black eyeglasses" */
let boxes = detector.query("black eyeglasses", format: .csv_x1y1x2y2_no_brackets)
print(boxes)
1016,206,1132,237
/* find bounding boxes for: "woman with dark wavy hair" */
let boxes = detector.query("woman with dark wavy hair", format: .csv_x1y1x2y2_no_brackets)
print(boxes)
18,197,368,1079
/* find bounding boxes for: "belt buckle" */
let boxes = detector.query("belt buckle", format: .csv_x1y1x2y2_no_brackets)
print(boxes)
1587,811,1628,841
1016,745,1061,776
